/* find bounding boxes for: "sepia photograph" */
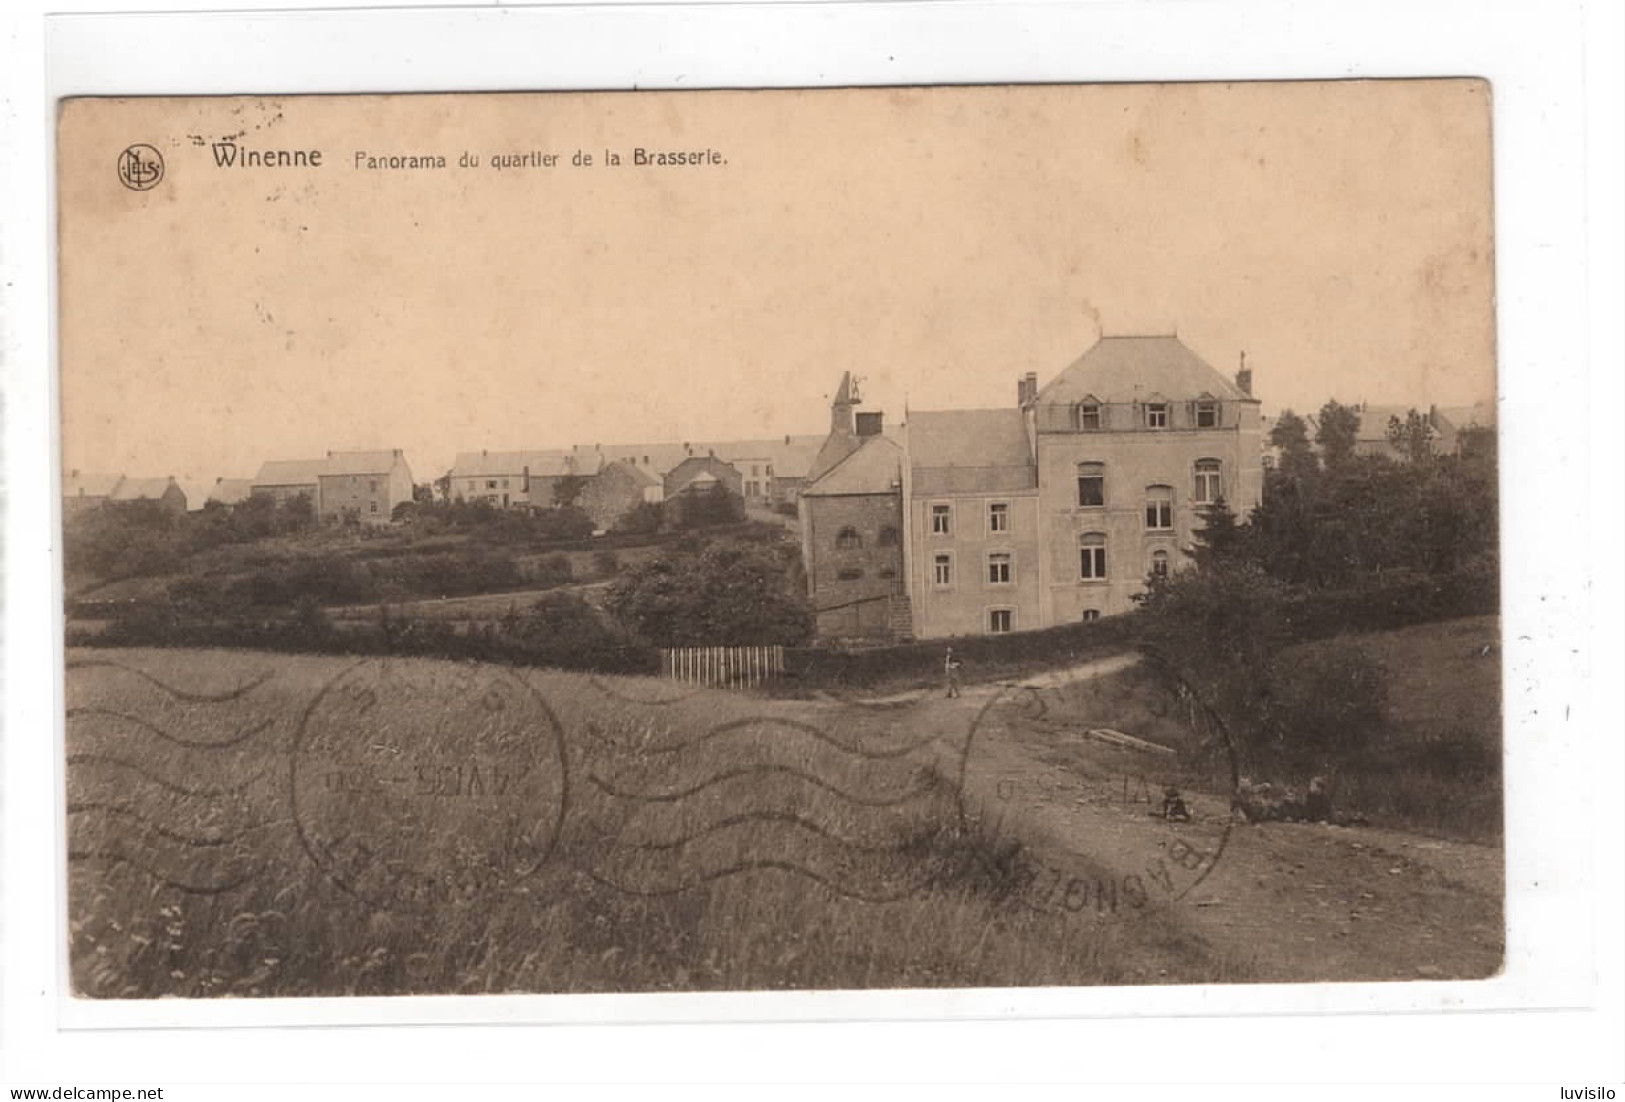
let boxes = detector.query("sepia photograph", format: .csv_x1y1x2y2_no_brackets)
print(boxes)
55,81,1502,1001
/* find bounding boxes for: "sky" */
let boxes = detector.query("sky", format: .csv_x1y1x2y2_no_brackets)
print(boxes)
57,81,1496,485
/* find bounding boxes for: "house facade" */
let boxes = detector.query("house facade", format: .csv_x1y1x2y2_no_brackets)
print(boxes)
251,459,324,508
664,455,744,500
109,476,189,516
903,408,1041,638
317,449,415,524
448,451,592,509
62,470,125,517
798,379,907,640
579,459,662,530
800,336,1265,641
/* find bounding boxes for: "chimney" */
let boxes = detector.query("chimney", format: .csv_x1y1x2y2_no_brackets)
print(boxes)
1235,352,1253,397
784,434,791,446
856,411,884,438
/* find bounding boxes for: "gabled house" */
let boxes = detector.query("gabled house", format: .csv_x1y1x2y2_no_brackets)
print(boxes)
800,334,1266,640
317,449,415,525
62,470,125,517
580,460,662,530
799,379,908,641
205,477,256,508
448,450,593,509
251,459,325,508
664,454,744,500
108,476,188,516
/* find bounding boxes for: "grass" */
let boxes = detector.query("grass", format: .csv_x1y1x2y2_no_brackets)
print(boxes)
66,647,1242,997
1005,616,1503,845
1298,615,1503,843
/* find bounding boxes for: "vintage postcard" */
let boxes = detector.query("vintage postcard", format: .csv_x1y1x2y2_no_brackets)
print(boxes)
56,82,1500,1005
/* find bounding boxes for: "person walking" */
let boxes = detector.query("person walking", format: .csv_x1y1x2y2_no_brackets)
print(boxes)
944,646,962,698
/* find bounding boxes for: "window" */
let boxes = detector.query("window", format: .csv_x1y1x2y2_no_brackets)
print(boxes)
835,526,863,550
466,480,476,492
369,501,379,514
1146,403,1169,429
370,479,380,492
1261,454,1276,470
879,567,897,580
836,567,863,581
987,551,1013,585
1080,533,1107,580
1151,549,1170,577
989,608,1014,634
1193,459,1223,504
931,503,953,535
501,478,509,489
1196,400,1219,428
878,525,899,547
1082,609,1101,623
1077,402,1102,431
1077,463,1105,508
487,480,498,490
1145,485,1174,531
932,553,953,587
988,501,1009,534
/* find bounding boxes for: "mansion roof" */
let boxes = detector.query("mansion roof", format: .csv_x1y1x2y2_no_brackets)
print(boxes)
1037,335,1250,407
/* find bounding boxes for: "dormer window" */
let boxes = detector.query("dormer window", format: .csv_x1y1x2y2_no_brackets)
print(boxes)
1077,401,1102,431
1146,403,1169,429
1196,400,1219,428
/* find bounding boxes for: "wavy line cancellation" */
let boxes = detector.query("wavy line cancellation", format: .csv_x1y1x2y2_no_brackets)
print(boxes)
65,659,273,702
587,715,940,760
68,801,239,848
67,707,275,750
580,859,927,904
67,752,269,798
589,763,941,808
614,809,919,854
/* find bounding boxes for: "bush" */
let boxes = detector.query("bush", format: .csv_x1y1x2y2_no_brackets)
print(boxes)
1258,639,1387,772
531,553,573,587
614,501,664,536
606,539,813,647
592,549,620,577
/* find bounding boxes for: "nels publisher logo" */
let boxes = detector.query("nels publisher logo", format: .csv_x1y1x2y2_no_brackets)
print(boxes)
117,143,165,191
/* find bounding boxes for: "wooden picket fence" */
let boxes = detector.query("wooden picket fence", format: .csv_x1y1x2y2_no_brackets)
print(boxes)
661,645,786,690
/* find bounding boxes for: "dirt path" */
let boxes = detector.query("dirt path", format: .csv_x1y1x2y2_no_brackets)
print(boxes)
820,659,1505,983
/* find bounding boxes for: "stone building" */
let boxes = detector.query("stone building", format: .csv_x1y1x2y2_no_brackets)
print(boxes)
798,375,906,640
316,449,416,525
799,336,1264,641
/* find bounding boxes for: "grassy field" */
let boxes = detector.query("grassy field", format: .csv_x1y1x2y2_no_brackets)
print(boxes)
1012,615,1503,844
65,647,1244,998
1296,615,1503,843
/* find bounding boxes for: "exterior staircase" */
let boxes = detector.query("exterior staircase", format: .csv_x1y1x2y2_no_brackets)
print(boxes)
886,592,915,641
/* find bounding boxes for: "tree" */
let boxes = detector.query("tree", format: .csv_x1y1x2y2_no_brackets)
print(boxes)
281,491,315,531
1186,496,1245,572
675,483,745,529
605,539,814,646
614,501,664,536
1385,409,1436,464
552,473,588,510
1269,408,1320,483
413,482,435,503
1315,400,1362,469
433,471,453,503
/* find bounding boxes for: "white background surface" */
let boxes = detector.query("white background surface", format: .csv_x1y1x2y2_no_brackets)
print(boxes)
3,0,1623,1093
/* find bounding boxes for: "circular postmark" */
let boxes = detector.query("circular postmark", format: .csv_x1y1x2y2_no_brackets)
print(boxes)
117,144,165,191
954,665,1238,921
291,659,568,913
